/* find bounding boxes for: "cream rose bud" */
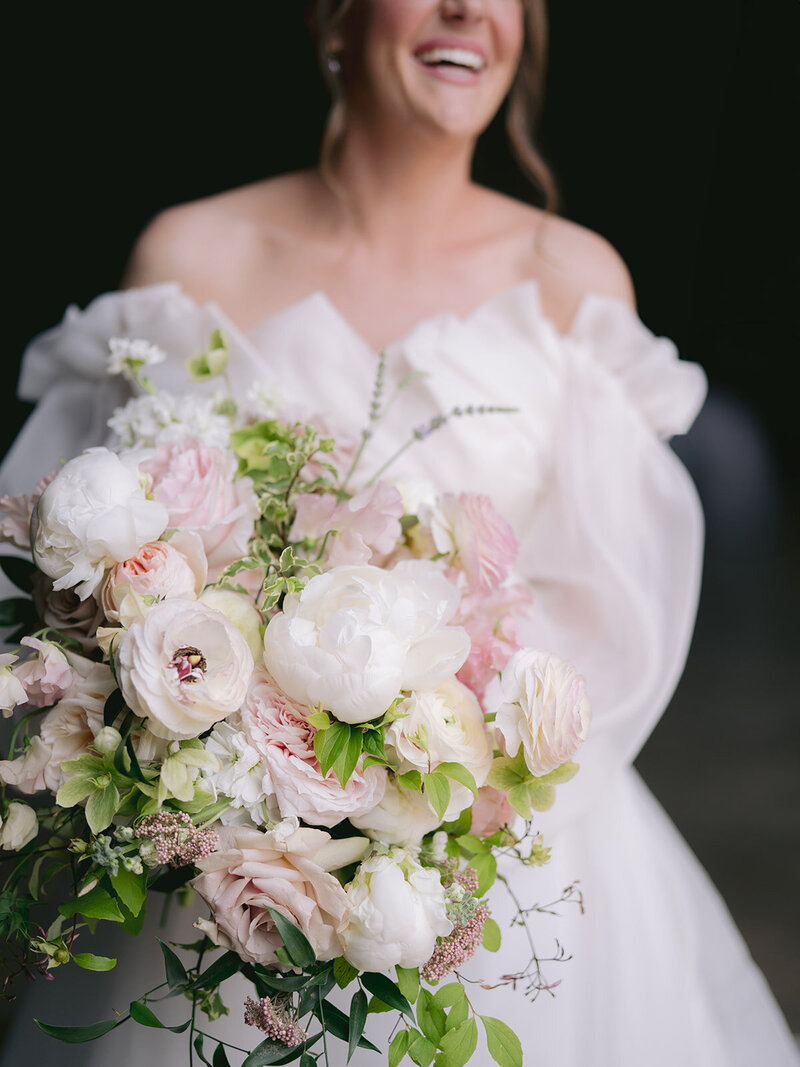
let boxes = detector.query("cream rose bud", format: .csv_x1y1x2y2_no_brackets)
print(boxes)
494,649,591,776
0,802,39,850
386,678,493,819
340,848,452,972
117,598,254,740
349,775,441,847
101,531,208,622
31,448,169,601
263,561,469,725
198,589,263,664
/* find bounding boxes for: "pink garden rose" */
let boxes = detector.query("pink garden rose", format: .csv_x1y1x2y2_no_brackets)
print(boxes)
240,671,387,828
470,786,514,837
290,482,403,568
426,492,518,594
142,437,259,581
192,822,369,966
456,583,533,703
101,531,207,622
12,636,76,708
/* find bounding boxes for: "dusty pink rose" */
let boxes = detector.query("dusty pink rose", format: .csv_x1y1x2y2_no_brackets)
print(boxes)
0,473,55,550
0,653,114,793
427,493,518,594
192,823,369,966
456,583,533,703
470,786,514,837
240,671,387,828
13,636,76,708
290,481,403,568
142,437,258,581
32,576,105,652
101,531,207,621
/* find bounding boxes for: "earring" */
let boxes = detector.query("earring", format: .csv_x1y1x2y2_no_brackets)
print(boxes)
326,53,341,75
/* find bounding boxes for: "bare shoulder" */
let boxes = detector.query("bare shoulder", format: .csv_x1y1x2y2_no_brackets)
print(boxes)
534,211,637,308
121,172,318,300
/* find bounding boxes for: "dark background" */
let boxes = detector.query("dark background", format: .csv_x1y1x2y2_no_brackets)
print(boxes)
4,0,798,1031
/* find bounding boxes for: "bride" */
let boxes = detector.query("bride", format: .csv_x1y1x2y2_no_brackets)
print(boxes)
1,1,797,1064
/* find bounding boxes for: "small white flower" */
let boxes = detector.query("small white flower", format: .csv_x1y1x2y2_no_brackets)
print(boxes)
0,802,39,850
0,655,27,718
107,393,231,450
107,337,166,381
241,379,286,423
203,718,276,826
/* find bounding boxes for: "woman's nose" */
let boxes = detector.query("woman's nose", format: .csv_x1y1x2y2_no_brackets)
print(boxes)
439,0,486,22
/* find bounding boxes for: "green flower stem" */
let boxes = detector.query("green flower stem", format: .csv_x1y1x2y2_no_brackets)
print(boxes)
188,942,207,1067
195,1031,249,1054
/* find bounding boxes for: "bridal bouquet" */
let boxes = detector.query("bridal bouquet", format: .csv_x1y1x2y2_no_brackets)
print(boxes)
0,330,590,1067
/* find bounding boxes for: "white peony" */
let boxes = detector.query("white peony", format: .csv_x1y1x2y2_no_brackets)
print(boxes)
386,678,493,819
117,598,254,740
340,848,452,971
349,775,442,847
0,802,39,851
31,448,169,600
494,648,591,776
263,561,469,725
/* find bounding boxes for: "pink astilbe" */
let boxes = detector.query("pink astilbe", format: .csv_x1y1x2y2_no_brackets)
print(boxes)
136,811,218,866
244,996,307,1047
421,901,490,983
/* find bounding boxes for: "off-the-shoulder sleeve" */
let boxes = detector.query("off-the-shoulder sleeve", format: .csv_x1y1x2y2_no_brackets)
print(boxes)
517,296,707,833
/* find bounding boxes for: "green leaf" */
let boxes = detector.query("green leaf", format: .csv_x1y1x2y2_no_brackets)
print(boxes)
438,1018,478,1066
482,917,501,952
187,950,243,991
0,556,37,593
242,1036,321,1066
367,995,394,1015
423,772,451,822
55,775,95,808
443,996,469,1033
333,956,359,989
85,783,121,834
432,983,466,1011
129,1000,191,1032
266,906,316,969
348,988,368,1062
307,710,331,730
481,1016,523,1067
110,865,147,918
454,835,488,857
506,782,534,819
158,939,189,990
103,687,126,728
35,1016,128,1043
537,759,579,785
397,769,423,792
332,726,364,788
408,1031,437,1067
316,721,351,779
527,780,557,812
299,1055,315,1067
213,1042,232,1066
361,726,386,759
60,886,124,923
396,964,420,1004
441,808,472,837
435,763,478,797
416,989,446,1046
361,972,414,1020
486,758,526,793
389,1029,411,1067
72,953,117,972
0,596,34,627
471,852,498,897
313,1000,380,1051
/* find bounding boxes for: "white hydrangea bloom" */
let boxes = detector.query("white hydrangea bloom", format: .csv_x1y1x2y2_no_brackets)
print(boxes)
202,718,277,827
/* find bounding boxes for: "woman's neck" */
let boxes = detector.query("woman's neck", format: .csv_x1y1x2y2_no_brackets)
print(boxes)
329,117,478,256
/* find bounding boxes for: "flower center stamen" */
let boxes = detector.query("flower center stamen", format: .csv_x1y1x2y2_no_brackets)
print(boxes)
170,646,207,683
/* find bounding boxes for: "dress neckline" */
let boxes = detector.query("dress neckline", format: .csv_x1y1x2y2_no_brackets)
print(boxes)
244,278,629,353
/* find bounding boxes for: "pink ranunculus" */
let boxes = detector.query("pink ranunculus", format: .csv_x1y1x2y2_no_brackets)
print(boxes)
0,473,56,549
290,481,403,568
470,786,514,837
100,531,208,622
13,636,76,708
191,823,369,966
142,437,259,581
240,670,387,828
427,492,519,594
456,583,533,703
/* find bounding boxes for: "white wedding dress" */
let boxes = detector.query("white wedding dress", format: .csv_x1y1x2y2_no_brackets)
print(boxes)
1,283,797,1067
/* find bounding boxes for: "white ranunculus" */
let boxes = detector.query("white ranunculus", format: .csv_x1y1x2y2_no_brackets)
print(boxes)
349,775,442,847
494,649,591,776
31,448,169,600
263,561,469,725
0,655,27,717
386,678,493,819
0,802,39,850
117,598,254,740
340,848,452,971
199,588,264,664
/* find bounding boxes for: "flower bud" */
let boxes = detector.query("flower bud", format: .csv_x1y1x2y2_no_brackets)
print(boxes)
93,726,122,755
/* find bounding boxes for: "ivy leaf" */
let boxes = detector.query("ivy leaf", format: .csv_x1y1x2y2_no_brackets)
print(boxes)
481,1016,523,1067
35,1017,128,1043
438,1018,478,1067
347,989,368,1062
423,772,451,822
72,953,117,971
266,907,316,970
482,918,502,952
435,763,478,797
361,972,414,1020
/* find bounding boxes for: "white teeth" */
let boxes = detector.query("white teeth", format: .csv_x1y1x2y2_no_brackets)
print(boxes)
416,47,485,71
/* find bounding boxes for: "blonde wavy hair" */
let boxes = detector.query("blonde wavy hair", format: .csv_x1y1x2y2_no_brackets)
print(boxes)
311,0,558,212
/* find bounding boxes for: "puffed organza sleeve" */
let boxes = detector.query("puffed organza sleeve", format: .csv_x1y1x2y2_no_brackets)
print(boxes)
516,295,708,832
